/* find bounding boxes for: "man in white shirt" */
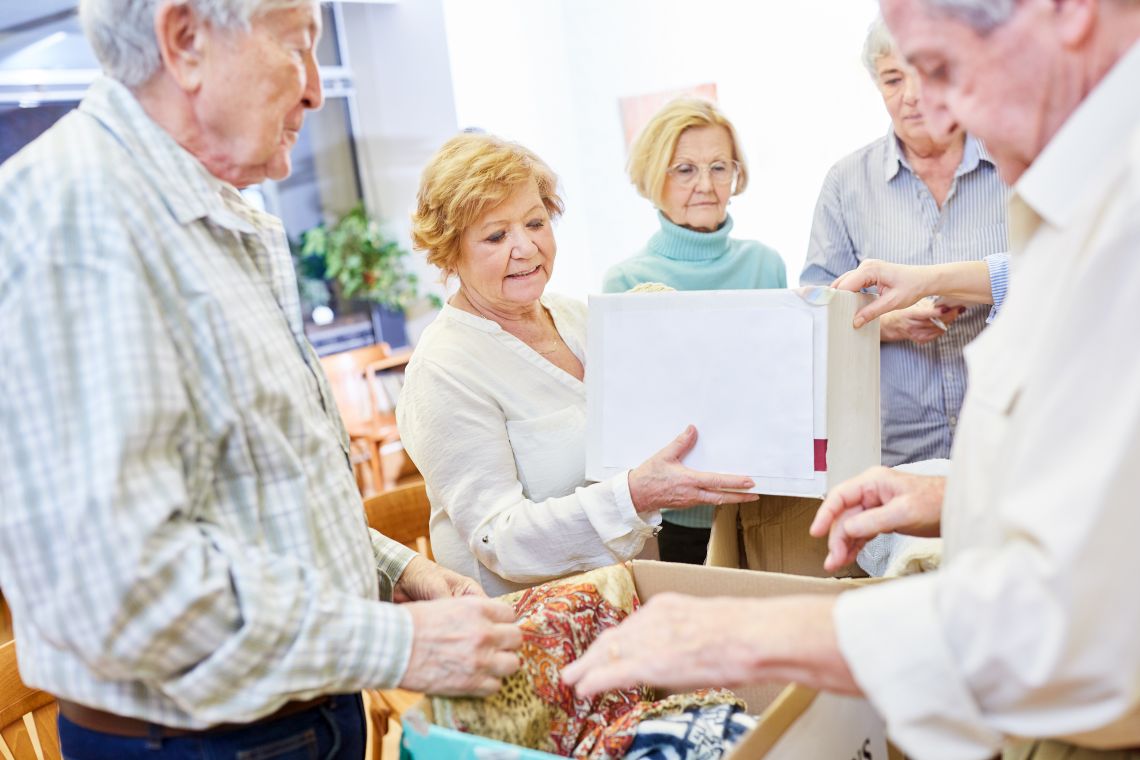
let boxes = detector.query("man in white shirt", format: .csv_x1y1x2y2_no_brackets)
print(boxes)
563,1,1140,757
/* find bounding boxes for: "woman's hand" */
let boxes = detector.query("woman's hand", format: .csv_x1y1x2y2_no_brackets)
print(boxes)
880,301,961,344
832,258,991,328
809,467,946,572
628,426,756,513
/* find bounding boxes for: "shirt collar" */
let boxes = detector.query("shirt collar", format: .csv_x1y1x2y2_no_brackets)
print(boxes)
884,127,995,182
1013,40,1140,231
78,76,251,231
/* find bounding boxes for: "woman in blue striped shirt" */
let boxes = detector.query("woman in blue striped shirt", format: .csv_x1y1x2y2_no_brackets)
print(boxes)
801,17,1010,476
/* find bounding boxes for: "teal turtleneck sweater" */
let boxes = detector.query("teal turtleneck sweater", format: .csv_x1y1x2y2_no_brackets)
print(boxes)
601,211,786,528
602,212,786,295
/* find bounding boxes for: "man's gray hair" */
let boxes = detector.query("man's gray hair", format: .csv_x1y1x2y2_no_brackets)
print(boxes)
79,0,315,88
862,16,899,79
921,0,1016,32
924,0,1140,33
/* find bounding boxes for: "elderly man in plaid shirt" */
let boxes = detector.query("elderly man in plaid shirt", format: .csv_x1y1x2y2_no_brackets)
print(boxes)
0,0,521,757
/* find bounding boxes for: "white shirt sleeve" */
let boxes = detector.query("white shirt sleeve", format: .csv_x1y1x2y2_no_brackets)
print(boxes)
398,357,659,585
833,206,1140,758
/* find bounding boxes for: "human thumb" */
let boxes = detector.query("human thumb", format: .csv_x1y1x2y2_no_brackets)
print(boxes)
659,425,697,461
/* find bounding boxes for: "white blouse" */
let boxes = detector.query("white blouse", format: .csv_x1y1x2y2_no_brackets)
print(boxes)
396,292,661,596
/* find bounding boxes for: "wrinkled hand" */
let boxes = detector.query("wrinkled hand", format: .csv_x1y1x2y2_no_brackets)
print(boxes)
394,555,485,603
832,259,940,327
398,596,522,696
561,593,858,697
810,467,946,572
628,426,756,513
880,301,960,344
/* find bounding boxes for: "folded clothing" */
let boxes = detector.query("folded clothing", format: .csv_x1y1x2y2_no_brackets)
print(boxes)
431,564,746,759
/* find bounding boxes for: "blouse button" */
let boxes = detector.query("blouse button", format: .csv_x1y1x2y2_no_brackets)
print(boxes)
481,535,489,543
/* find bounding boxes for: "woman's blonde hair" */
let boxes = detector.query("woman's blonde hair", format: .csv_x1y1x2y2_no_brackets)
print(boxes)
627,98,749,208
411,132,564,274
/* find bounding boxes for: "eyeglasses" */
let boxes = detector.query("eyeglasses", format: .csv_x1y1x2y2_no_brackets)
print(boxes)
666,160,740,188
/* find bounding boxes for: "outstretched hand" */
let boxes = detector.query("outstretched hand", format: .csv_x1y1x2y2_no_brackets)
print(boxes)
810,466,945,572
832,259,941,328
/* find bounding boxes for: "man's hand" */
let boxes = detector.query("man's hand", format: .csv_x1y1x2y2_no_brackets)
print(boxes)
394,555,484,603
398,597,522,696
879,301,961,344
560,594,858,698
810,467,946,572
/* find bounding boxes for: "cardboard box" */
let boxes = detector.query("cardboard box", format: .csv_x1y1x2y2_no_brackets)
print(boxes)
400,561,893,759
707,497,866,579
585,288,880,498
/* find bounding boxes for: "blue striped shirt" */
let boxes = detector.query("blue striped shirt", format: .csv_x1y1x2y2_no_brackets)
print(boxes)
801,130,1010,466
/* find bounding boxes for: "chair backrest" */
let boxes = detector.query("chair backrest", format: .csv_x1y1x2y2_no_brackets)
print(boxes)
319,343,393,429
0,593,11,646
363,482,433,560
0,641,60,760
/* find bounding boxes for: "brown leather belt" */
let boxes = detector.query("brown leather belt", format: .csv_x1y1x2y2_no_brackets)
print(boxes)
58,695,333,738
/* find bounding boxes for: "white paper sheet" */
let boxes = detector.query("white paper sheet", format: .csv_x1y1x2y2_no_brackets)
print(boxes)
599,305,814,479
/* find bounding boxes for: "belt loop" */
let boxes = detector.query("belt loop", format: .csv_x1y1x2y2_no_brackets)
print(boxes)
145,722,163,750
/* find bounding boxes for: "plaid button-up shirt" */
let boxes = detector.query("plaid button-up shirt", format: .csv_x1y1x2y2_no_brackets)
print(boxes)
0,76,416,728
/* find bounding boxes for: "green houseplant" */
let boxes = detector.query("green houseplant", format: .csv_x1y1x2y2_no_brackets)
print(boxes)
299,203,436,313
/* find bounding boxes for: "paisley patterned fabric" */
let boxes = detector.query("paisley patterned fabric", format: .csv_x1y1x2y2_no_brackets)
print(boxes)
430,565,745,759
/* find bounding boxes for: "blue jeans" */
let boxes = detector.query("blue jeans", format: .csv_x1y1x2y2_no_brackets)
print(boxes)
59,694,365,760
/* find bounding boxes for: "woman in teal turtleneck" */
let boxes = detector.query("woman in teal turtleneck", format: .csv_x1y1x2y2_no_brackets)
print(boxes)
603,98,786,564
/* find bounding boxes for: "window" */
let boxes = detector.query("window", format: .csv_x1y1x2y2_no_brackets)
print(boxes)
0,3,382,354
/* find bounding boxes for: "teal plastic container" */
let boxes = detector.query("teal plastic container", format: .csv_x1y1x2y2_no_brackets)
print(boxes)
399,720,562,760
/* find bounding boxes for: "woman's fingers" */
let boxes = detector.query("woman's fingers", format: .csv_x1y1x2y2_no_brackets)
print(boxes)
654,425,698,462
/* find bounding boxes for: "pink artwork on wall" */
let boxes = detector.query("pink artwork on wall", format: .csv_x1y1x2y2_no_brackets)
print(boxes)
617,83,718,152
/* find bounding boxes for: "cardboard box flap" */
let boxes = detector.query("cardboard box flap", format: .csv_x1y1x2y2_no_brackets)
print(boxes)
629,560,863,601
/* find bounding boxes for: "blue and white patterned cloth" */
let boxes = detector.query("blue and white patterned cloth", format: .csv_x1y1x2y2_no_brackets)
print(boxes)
625,704,758,760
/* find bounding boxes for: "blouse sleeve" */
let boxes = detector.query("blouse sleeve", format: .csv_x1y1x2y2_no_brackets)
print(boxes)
397,358,660,585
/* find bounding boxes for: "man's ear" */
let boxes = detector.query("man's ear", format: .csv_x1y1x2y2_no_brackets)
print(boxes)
1053,0,1097,49
154,1,209,92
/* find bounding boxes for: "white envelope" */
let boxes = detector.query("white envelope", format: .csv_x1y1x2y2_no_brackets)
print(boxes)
585,288,880,498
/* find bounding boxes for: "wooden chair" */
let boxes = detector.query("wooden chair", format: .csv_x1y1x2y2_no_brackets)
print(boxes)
0,593,12,646
363,482,433,561
319,344,412,495
0,641,59,760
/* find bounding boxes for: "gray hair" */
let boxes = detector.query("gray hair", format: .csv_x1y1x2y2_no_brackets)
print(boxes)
921,0,1016,32
79,0,316,88
923,0,1140,33
862,17,899,79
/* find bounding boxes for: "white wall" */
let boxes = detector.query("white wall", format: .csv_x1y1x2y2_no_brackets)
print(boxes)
442,0,887,298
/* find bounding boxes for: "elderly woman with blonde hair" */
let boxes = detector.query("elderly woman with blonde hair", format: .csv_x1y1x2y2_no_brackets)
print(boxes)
603,98,786,564
397,133,757,596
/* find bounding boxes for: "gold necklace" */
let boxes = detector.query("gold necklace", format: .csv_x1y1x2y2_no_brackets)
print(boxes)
460,287,561,356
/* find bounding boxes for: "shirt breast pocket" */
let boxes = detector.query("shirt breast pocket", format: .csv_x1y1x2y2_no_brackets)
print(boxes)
505,405,587,503
962,332,1024,439
971,222,1009,255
